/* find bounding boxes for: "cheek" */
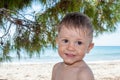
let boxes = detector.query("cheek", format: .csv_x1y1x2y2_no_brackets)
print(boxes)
77,47,88,55
77,50,86,59
58,46,65,58
58,44,66,49
58,45,64,53
58,44,67,55
78,51,86,57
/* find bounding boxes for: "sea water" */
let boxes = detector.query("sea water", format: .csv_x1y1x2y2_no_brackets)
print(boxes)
84,46,120,62
4,46,120,63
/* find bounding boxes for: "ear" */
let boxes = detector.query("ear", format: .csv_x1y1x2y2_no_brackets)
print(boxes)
87,43,94,53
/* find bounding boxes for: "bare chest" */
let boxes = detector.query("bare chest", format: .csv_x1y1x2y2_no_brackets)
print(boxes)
55,68,79,80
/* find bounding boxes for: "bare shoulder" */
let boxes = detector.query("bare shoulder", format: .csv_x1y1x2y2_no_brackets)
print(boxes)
78,63,94,80
53,62,62,70
51,62,63,80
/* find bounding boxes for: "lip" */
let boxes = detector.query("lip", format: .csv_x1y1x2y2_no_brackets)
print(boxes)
65,53,76,58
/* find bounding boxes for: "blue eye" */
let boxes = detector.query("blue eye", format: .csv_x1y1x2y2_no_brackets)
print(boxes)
77,41,82,45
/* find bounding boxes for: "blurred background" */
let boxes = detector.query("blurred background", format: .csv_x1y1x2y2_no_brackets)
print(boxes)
0,0,120,62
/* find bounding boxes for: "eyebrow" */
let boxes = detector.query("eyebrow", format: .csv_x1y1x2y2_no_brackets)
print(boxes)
59,36,84,41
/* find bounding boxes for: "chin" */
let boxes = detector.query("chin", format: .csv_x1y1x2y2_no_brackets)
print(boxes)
64,59,82,66
64,60,75,65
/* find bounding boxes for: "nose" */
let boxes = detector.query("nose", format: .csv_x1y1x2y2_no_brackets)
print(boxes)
67,42,75,51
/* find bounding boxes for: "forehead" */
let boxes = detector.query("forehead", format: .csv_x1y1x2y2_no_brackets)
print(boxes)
59,25,89,36
58,26,90,40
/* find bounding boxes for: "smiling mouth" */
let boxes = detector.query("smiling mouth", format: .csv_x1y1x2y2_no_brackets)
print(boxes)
65,53,76,58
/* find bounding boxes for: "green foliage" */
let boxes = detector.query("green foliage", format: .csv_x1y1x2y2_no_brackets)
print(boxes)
38,0,120,36
0,0,32,9
0,0,32,25
0,41,12,62
0,0,120,62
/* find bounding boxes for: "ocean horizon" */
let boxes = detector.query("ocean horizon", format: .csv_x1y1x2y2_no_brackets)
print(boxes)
2,46,120,63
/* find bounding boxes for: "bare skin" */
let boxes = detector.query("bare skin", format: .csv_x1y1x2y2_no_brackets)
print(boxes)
52,27,94,80
52,60,94,80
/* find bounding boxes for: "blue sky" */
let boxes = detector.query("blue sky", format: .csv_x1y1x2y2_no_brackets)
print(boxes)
93,24,120,46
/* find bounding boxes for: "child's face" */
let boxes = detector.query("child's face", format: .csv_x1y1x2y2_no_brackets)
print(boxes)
56,26,94,65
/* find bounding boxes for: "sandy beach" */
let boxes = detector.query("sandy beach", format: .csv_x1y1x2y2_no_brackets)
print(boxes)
0,61,120,80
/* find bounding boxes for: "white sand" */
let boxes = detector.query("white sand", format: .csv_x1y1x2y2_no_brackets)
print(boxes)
0,61,120,80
